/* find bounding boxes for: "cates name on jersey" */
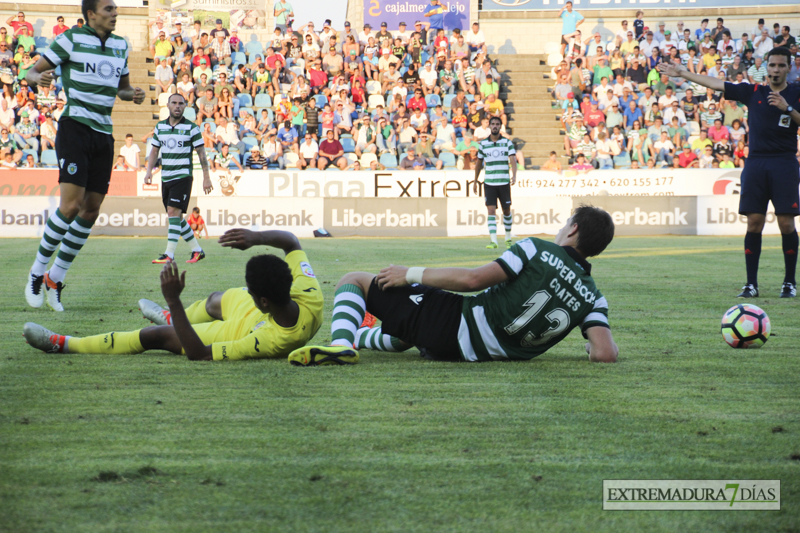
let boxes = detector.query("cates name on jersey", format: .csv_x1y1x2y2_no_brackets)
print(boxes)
540,250,597,311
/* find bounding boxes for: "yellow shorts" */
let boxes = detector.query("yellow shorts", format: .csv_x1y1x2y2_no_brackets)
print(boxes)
192,288,263,345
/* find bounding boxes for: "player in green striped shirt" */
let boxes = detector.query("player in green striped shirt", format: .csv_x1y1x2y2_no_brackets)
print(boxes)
144,93,212,264
24,0,146,312
289,205,619,366
475,116,517,250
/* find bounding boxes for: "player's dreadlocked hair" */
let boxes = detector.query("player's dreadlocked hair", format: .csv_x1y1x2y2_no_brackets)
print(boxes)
572,204,615,257
246,254,293,306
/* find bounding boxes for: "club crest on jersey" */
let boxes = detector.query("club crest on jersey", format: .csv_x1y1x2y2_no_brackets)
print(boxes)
67,163,78,175
300,261,316,278
779,115,791,128
113,48,124,59
252,321,266,332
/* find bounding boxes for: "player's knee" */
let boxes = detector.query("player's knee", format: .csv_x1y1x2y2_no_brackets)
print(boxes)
336,272,373,294
140,326,182,354
777,216,796,234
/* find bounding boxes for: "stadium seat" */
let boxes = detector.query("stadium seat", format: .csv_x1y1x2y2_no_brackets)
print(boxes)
421,51,430,64
442,94,455,109
439,152,456,168
254,93,273,109
425,94,441,108
242,137,259,151
379,152,398,169
547,52,564,67
158,107,170,120
240,107,254,117
157,93,170,107
613,153,631,169
228,154,241,170
686,121,701,137
232,52,246,66
314,94,328,108
245,41,263,59
367,94,385,111
290,66,304,78
465,94,475,102
237,94,253,107
360,153,378,167
22,149,38,163
40,150,58,168
544,41,561,55
284,152,300,168
341,137,356,153
182,107,196,121
366,80,382,95
343,153,358,166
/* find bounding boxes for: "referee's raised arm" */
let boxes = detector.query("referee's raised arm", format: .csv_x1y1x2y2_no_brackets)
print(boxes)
657,60,724,91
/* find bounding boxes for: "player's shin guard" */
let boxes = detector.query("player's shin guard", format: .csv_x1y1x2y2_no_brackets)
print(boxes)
744,232,762,286
184,298,213,323
165,216,182,258
31,208,74,277
330,284,366,348
782,231,798,285
503,214,513,240
67,330,145,354
488,215,497,243
48,216,93,284
354,326,408,352
180,219,203,252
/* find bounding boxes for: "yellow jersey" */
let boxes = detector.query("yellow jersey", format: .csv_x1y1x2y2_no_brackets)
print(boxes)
207,250,323,361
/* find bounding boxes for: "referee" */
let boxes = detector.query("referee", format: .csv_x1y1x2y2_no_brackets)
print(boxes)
660,48,800,298
145,93,213,264
473,116,518,249
24,0,145,312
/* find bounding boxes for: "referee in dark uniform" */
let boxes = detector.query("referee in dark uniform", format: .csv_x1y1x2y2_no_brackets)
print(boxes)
659,47,800,298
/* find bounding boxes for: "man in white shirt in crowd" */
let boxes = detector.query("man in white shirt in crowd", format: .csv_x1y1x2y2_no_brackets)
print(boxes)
296,131,319,169
466,22,486,56
177,73,195,106
155,57,175,96
433,116,456,153
0,99,13,130
120,134,141,169
420,61,439,95
753,29,773,58
395,22,411,45
663,101,686,127
474,117,491,141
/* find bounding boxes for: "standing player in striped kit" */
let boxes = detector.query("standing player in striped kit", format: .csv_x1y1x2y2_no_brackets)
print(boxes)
145,93,213,264
24,0,146,312
474,116,518,249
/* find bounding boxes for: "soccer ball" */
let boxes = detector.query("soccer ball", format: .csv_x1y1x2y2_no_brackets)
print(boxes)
720,304,771,349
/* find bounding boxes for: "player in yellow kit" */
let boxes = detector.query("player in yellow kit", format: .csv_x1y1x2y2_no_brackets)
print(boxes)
22,229,346,363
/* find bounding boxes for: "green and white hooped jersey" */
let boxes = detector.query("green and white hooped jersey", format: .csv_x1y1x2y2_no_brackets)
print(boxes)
43,26,129,135
459,238,610,362
477,137,516,186
150,118,203,182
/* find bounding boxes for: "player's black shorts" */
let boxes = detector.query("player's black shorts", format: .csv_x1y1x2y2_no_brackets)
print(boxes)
366,278,464,361
55,118,115,195
738,155,800,216
485,183,512,208
161,177,193,213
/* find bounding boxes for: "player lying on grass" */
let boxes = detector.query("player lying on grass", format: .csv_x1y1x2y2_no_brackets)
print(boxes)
23,230,324,362
288,205,618,366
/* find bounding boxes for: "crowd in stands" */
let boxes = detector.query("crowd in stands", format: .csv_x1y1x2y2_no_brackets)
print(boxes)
552,3,800,172
145,11,526,172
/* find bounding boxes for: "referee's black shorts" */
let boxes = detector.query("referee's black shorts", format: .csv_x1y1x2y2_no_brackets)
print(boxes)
55,118,115,195
366,278,464,361
485,183,512,208
738,155,800,216
161,177,193,213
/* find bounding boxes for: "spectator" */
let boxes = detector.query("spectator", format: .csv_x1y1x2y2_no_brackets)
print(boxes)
594,132,614,169
193,58,212,83
120,133,141,169
215,117,245,154
652,131,675,166
698,145,715,168
151,31,174,63
6,12,33,36
752,29,773,58
261,132,286,169
233,63,251,95
211,32,232,68
692,129,713,155
113,155,133,171
214,143,244,172
177,73,195,106
12,110,38,153
0,99,13,130
542,151,562,172
318,129,347,169
677,143,698,168
0,128,21,164
399,147,427,170
274,0,294,31
246,146,268,169
558,1,585,56
155,57,175,96
196,88,219,123
570,153,592,173
747,56,767,83
626,119,647,164
40,113,57,152
297,132,319,169
354,115,378,157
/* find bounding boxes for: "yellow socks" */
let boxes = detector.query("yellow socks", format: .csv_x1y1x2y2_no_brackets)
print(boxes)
184,298,213,324
68,330,145,354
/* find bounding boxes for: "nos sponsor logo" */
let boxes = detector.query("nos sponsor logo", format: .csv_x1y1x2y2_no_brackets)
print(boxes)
86,60,123,80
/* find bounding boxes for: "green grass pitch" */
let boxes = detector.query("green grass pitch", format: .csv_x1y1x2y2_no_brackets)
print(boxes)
1,235,798,532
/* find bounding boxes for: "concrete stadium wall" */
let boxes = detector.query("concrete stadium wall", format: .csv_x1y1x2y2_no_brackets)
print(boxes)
478,6,800,55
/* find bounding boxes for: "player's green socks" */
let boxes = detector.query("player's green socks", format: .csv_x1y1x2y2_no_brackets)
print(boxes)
354,326,408,352
32,208,74,277
488,215,497,244
184,298,214,323
165,216,182,258
67,330,145,354
503,214,513,241
330,284,366,348
49,216,93,284
180,219,203,252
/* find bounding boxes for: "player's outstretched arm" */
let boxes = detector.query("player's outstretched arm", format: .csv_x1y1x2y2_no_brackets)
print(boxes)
377,261,508,293
219,228,301,254
25,56,57,89
584,326,618,363
657,61,724,92
160,262,213,361
117,74,146,104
